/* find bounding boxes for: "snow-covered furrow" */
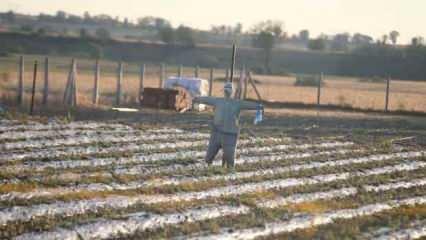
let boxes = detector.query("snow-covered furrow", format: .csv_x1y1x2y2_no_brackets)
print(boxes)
14,205,250,240
0,122,131,133
2,142,356,175
188,196,426,240
1,132,210,151
370,221,426,240
365,178,426,192
1,161,425,223
4,151,421,199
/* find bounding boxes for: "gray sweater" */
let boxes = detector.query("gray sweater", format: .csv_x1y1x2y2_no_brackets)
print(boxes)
194,97,258,134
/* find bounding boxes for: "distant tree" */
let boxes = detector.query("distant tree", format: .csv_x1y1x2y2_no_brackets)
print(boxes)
55,11,67,22
123,18,129,27
299,30,310,42
389,30,400,45
159,27,175,45
411,36,424,47
252,31,275,73
352,33,373,45
138,16,171,30
95,28,111,41
5,11,16,23
234,23,243,34
308,38,326,51
331,33,350,51
381,34,389,45
20,25,34,33
175,25,195,47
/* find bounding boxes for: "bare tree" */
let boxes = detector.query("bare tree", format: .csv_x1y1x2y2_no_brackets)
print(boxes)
389,30,400,45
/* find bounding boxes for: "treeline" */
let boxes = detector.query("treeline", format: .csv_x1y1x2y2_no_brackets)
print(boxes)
1,32,426,80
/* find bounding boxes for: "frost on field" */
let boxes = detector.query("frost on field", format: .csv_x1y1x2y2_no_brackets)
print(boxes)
1,120,426,239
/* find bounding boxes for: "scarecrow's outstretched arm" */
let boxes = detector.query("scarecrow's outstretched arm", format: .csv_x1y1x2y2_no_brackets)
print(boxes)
193,96,219,106
240,100,260,110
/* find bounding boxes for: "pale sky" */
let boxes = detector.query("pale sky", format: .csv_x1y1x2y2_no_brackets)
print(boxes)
1,0,424,43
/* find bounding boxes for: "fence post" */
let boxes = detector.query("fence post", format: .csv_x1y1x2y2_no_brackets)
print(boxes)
159,63,165,88
209,68,214,96
178,65,183,78
42,57,49,105
116,62,123,106
30,61,38,115
17,56,24,105
243,67,248,99
93,59,100,105
139,64,145,102
71,60,78,107
195,66,200,78
385,76,391,112
63,58,76,105
317,72,323,106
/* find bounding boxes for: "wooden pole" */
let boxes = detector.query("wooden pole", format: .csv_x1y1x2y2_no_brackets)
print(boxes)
71,60,78,106
178,65,183,78
139,64,145,102
317,72,323,106
30,61,38,115
230,44,236,83
195,66,200,78
116,62,123,106
209,68,214,96
17,56,24,105
93,59,100,105
247,71,262,101
63,58,74,105
42,57,49,105
385,76,391,112
243,68,248,99
159,63,165,88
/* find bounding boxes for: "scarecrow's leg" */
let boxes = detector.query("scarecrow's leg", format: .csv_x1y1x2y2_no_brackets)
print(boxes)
205,130,221,165
223,133,238,168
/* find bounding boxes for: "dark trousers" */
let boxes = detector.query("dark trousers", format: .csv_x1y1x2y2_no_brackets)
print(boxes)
205,128,238,168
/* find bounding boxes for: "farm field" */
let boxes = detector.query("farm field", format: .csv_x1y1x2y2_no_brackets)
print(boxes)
1,55,426,112
1,109,426,239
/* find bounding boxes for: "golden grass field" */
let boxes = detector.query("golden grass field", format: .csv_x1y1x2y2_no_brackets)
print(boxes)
0,55,425,112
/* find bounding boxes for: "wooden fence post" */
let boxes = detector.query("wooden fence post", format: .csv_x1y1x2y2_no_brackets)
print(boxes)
159,63,165,88
17,56,24,105
317,72,323,106
195,66,200,78
63,58,76,105
178,65,183,78
93,59,100,105
42,57,49,105
243,67,248,99
209,68,214,96
116,62,123,106
385,76,391,112
30,61,38,115
139,64,145,101
71,60,78,107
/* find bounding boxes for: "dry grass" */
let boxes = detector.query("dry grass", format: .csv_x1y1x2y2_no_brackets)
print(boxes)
1,55,425,112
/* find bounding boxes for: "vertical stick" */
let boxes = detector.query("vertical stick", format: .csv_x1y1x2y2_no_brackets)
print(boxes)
71,60,78,107
93,59,100,105
195,66,200,78
243,68,248,99
317,72,323,106
230,44,236,83
116,62,123,106
42,57,49,105
17,56,24,105
63,58,74,105
30,61,38,115
247,71,262,101
159,63,165,88
225,68,229,81
385,76,391,112
139,64,145,102
209,68,214,96
178,65,183,78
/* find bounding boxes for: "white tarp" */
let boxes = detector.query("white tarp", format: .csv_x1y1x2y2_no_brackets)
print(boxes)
164,77,209,111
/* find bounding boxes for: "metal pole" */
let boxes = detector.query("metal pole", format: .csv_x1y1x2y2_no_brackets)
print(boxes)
229,44,236,83
30,61,38,115
385,76,391,112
